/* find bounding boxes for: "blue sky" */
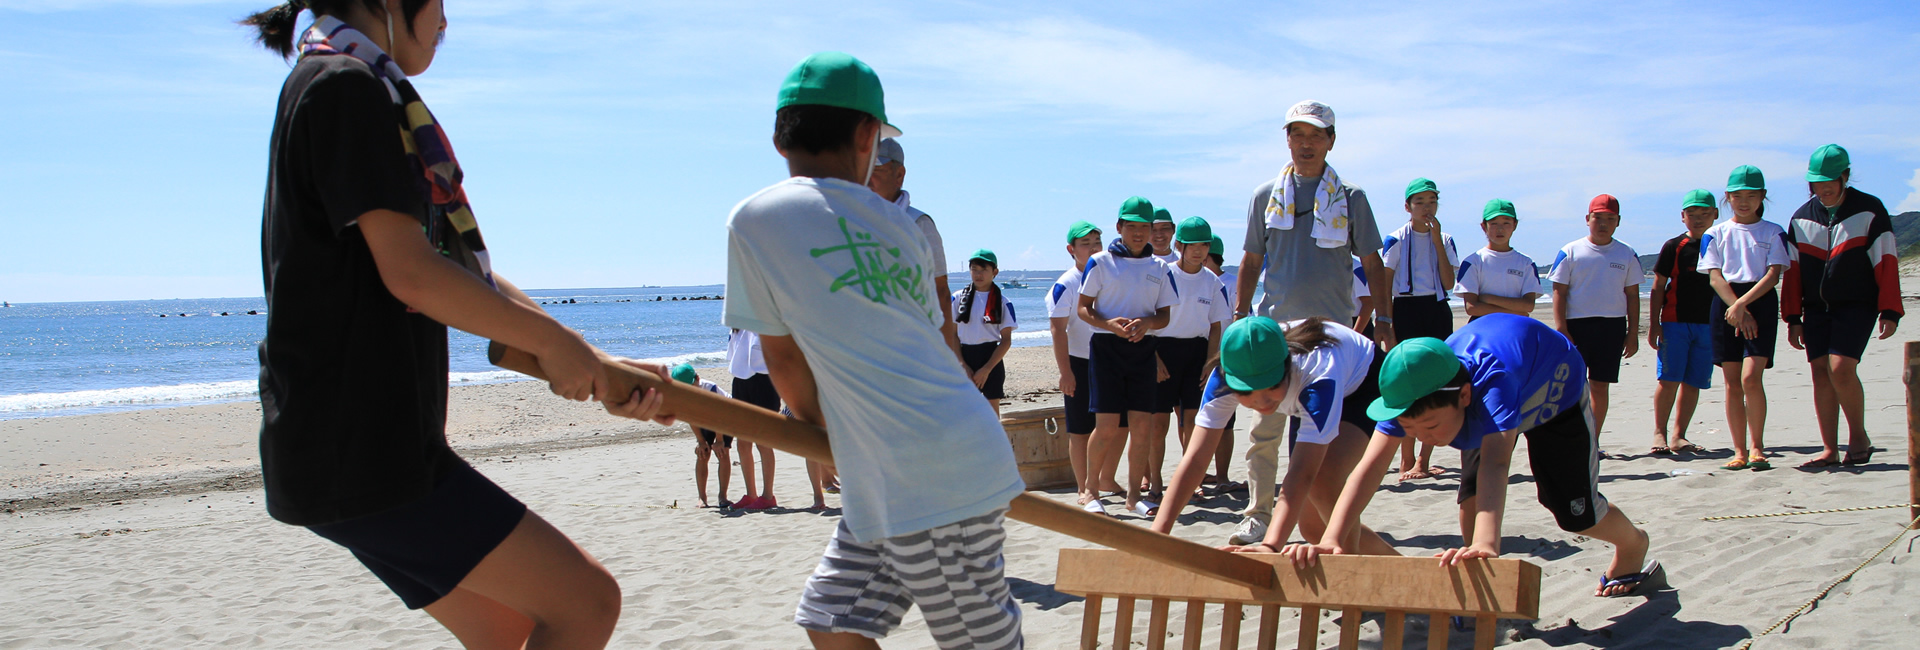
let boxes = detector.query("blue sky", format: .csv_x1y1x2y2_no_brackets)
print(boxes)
3,0,1919,303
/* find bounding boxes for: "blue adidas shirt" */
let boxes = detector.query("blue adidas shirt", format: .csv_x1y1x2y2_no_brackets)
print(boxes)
1377,314,1585,450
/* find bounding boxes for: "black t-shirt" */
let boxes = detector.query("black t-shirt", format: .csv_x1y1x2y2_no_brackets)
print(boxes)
1655,233,1711,324
259,55,457,526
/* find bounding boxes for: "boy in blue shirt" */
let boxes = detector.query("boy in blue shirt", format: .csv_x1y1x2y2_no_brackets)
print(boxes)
1284,315,1661,598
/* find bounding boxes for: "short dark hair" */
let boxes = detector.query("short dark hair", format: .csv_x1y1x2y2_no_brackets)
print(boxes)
1209,253,1224,266
243,1,433,59
773,104,873,156
1399,367,1472,418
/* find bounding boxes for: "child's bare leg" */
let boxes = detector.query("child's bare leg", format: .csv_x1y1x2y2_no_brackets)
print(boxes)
694,444,711,508
1086,413,1126,502
1589,380,1611,444
1126,410,1154,508
807,630,882,649
1720,363,1748,459
1651,380,1678,449
1416,442,1435,473
805,460,826,509
1068,431,1092,504
1585,506,1652,597
1672,384,1700,447
427,511,620,649
1744,358,1769,455
1211,422,1236,484
1146,411,1171,493
988,399,1001,417
737,441,760,499
715,447,732,504
758,444,778,506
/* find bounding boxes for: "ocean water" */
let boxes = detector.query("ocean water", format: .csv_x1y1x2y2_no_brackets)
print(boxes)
0,279,1059,421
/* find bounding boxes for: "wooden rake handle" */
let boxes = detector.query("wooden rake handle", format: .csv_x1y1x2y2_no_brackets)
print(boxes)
488,341,1276,590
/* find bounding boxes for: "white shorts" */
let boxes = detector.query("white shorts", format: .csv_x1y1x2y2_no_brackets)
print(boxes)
794,509,1023,649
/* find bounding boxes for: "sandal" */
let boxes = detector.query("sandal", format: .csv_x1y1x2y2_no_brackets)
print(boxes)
1798,456,1843,469
1129,500,1160,517
1721,459,1749,471
1598,560,1666,598
1081,499,1108,516
1843,448,1877,466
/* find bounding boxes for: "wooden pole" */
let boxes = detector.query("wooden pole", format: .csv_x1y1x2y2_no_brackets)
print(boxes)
1906,341,1920,530
489,342,1278,589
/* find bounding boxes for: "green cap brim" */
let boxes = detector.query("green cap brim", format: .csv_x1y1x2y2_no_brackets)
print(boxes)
1223,366,1285,393
1366,396,1410,422
1805,172,1840,182
1119,215,1153,223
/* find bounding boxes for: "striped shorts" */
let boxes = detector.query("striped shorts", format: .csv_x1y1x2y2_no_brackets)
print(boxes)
794,509,1023,649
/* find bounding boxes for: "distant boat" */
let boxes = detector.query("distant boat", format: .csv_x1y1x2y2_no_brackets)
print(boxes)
1001,280,1030,290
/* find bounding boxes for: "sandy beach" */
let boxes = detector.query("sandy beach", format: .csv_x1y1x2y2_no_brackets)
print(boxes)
5,305,1919,648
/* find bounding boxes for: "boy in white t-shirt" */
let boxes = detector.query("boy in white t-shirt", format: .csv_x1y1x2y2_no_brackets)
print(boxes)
1379,178,1458,481
672,363,735,509
1699,165,1793,471
719,52,1024,648
1455,199,1539,320
1050,221,1109,505
1146,217,1230,501
1549,194,1642,450
953,249,1017,416
1151,207,1179,266
1079,196,1177,516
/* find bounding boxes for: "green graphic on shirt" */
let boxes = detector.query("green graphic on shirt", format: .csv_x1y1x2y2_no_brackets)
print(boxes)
809,217,933,322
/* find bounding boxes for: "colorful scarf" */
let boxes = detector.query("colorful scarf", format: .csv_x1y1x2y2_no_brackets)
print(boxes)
299,16,494,287
954,283,1004,325
1264,164,1350,249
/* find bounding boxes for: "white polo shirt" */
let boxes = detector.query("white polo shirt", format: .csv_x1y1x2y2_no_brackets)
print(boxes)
1698,219,1792,284
727,329,768,379
1381,224,1461,298
1547,238,1642,319
951,287,1018,345
1080,251,1178,321
1194,319,1375,444
1155,264,1230,340
1455,247,1540,300
1049,267,1097,358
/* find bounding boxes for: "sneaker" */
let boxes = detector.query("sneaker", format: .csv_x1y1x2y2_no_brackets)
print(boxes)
1228,516,1269,546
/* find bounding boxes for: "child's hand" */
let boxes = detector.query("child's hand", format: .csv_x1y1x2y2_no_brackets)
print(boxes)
1622,334,1638,358
1105,317,1131,336
1058,372,1076,397
538,335,610,402
1646,323,1662,350
602,358,675,425
1278,542,1343,569
971,367,991,389
1727,304,1756,339
1435,543,1499,567
1787,324,1805,350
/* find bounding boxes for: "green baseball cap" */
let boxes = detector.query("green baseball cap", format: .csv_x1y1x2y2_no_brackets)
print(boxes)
1366,337,1463,422
776,52,901,138
1481,198,1517,222
1806,144,1849,182
1681,189,1717,210
1174,217,1212,244
1119,196,1155,223
1208,234,1225,257
969,249,998,266
1727,165,1766,191
1067,220,1099,243
1219,317,1290,392
1152,207,1174,223
670,362,697,385
1404,177,1439,200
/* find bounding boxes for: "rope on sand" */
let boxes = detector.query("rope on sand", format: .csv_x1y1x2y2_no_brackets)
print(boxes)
1700,503,1917,521
1735,513,1920,650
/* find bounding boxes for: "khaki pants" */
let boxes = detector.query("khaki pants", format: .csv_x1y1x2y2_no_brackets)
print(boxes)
1241,411,1292,524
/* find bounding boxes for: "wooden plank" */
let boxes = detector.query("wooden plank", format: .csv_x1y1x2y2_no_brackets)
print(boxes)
1426,615,1448,650
1183,600,1206,650
1296,606,1319,650
1115,597,1136,649
1382,611,1406,650
1338,608,1361,649
1080,594,1103,650
1473,614,1497,649
1148,598,1170,650
1256,604,1280,650
493,343,1275,590
1055,549,1542,618
1220,602,1242,650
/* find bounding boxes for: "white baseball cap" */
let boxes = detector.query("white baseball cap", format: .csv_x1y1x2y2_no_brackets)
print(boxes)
1285,100,1335,130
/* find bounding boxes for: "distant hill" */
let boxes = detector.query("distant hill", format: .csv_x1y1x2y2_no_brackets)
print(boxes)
1894,211,1920,257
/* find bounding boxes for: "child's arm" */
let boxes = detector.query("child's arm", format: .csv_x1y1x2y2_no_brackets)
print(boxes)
1242,436,1332,553
1551,283,1571,336
359,210,607,402
1153,425,1226,533
1362,253,1396,350
1138,306,1172,333
1472,293,1536,316
1235,251,1263,317
982,327,1014,378
1279,430,1397,566
1647,274,1667,350
1354,294,1375,331
1077,294,1129,335
1443,430,1516,566
1706,268,1756,339
1623,284,1640,358
1049,317,1074,397
759,334,823,427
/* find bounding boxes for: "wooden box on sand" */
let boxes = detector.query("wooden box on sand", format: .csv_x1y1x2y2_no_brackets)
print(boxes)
1001,405,1074,490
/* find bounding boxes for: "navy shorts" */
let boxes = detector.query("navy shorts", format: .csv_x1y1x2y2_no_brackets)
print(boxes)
1390,295,1455,342
732,372,782,411
1458,395,1606,532
1711,284,1777,367
1801,304,1878,361
1154,336,1210,413
308,461,528,609
1089,333,1158,414
1565,317,1627,383
699,428,734,448
1063,356,1124,434
960,342,1008,400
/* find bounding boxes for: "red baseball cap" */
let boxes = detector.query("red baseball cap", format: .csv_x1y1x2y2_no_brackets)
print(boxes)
1587,194,1620,215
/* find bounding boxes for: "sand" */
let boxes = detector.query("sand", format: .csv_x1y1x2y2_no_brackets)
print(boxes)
4,310,1919,648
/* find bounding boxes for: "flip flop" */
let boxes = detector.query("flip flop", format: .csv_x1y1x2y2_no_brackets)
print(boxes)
1599,560,1666,598
1650,446,1673,456
1129,500,1160,517
1081,499,1108,516
1721,459,1749,471
1671,442,1707,454
1798,456,1843,469
1747,456,1772,471
1843,448,1877,466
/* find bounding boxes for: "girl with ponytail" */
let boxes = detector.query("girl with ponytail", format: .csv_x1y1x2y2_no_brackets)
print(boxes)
247,2,649,646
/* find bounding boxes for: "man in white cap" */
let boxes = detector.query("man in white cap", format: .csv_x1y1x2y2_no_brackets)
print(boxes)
1228,99,1390,546
870,137,961,357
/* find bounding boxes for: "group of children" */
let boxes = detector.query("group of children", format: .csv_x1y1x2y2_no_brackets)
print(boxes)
251,1,1899,641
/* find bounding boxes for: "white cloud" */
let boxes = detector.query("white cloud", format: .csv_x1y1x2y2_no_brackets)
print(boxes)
1898,169,1920,214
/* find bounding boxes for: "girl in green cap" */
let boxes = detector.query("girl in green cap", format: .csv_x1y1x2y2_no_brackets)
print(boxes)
1699,166,1792,470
